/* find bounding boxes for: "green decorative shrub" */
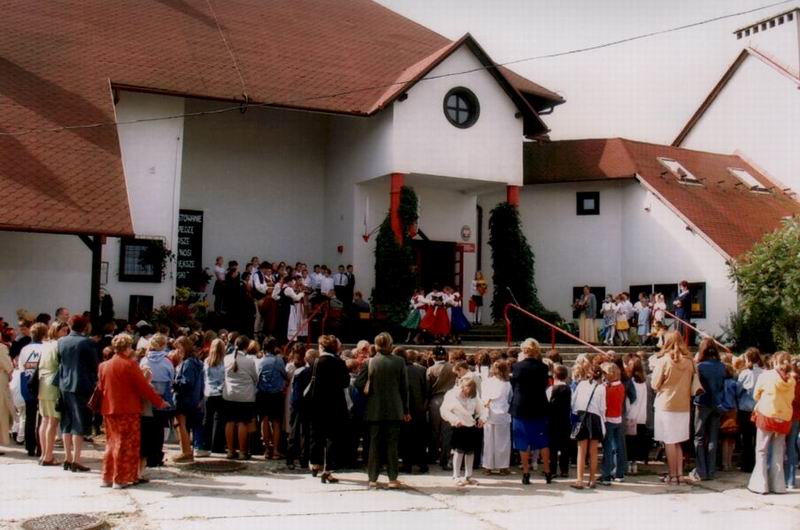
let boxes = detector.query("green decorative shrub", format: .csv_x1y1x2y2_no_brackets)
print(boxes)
489,201,561,340
730,218,800,352
372,186,419,324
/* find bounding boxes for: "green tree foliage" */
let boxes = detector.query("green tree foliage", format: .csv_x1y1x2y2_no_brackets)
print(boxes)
489,201,561,339
372,186,418,324
729,218,800,352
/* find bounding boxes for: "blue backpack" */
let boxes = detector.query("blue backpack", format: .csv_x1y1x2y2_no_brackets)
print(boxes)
718,378,739,413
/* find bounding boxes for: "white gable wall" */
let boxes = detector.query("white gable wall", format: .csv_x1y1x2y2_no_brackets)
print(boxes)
737,14,800,75
392,46,525,185
680,55,800,193
477,180,736,335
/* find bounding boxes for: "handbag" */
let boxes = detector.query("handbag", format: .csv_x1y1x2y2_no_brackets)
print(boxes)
363,358,374,396
87,383,103,414
570,381,599,440
302,358,319,398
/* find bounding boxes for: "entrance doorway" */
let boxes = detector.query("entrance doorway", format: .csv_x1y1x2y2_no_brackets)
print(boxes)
411,240,463,294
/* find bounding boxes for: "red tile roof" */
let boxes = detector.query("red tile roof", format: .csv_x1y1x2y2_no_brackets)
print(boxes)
525,138,800,258
0,0,561,236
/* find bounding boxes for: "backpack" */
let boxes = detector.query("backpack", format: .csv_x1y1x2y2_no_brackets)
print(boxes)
718,378,739,413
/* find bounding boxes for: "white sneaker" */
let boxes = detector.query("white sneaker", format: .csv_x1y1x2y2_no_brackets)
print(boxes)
194,450,211,458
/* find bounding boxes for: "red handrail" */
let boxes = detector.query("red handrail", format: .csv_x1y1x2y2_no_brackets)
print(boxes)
285,301,329,351
663,309,731,353
504,303,606,354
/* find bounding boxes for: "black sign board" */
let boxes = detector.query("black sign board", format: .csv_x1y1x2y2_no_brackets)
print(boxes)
176,209,203,288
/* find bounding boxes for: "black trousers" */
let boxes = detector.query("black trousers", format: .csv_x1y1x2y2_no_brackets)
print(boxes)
201,395,226,453
24,399,40,457
738,410,757,472
286,410,310,467
400,416,428,471
310,420,338,472
549,432,571,475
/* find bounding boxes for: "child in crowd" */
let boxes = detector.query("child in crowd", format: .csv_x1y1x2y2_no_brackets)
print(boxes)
441,378,487,486
624,354,650,474
652,293,667,325
634,293,651,345
548,364,573,478
571,362,606,489
601,362,626,484
139,367,159,479
614,295,631,346
481,361,512,474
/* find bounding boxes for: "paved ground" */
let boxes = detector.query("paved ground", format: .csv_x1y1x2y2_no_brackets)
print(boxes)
1,442,799,530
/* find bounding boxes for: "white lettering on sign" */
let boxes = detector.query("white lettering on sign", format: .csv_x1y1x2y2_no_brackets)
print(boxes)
178,260,195,268
179,214,203,223
179,225,194,234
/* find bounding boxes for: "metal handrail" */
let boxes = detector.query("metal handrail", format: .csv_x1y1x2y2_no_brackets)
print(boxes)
663,309,731,353
286,301,329,350
504,303,606,354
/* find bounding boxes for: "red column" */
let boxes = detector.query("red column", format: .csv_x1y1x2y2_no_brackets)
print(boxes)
507,185,520,207
390,173,405,244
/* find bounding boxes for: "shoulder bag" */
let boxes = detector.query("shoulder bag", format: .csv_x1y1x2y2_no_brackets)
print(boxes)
570,382,599,441
302,358,319,398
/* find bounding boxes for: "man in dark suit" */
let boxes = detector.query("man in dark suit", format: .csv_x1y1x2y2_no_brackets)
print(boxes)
674,280,692,338
355,332,409,488
398,348,429,474
56,316,99,472
426,345,456,469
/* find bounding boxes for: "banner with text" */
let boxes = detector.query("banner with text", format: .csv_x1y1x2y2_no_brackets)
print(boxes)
176,209,203,288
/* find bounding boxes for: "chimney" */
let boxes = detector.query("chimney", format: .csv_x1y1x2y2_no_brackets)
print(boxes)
733,7,800,76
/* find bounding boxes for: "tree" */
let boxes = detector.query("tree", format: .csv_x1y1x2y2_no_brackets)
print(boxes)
489,201,561,339
729,217,800,352
372,186,419,324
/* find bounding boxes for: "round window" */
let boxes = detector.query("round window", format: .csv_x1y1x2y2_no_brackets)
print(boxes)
443,87,479,128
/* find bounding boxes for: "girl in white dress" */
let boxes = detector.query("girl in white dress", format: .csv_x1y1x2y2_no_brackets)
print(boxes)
481,361,513,473
284,277,307,341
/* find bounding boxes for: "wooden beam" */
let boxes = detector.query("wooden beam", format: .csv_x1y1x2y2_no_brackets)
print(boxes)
89,235,103,324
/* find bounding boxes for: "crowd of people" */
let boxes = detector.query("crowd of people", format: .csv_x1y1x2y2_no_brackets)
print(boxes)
573,281,693,347
0,309,798,495
212,257,364,342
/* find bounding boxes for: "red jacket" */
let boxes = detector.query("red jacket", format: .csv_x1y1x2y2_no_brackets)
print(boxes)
605,381,625,420
98,354,165,415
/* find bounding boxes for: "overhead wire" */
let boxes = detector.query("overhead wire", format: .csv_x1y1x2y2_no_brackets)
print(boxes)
0,0,794,138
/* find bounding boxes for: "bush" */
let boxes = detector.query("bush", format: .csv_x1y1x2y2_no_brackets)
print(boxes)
729,217,800,353
722,310,777,353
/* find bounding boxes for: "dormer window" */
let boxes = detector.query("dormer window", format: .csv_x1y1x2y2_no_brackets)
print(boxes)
658,157,700,184
729,167,769,192
443,87,480,129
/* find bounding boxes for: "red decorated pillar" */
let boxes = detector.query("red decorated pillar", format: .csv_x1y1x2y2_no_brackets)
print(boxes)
390,173,405,244
507,185,520,207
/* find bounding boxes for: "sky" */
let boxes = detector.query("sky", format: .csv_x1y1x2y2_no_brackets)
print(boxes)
378,0,798,143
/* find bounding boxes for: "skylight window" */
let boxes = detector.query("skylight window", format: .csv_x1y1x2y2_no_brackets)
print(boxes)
657,158,699,183
729,167,768,192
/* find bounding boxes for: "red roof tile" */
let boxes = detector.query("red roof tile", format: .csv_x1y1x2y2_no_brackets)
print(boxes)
525,138,800,258
0,0,560,236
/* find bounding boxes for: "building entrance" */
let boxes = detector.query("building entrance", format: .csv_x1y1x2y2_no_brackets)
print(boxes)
411,240,463,294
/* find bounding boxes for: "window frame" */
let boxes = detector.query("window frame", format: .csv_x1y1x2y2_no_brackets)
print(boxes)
443,87,480,129
576,191,600,215
118,237,164,283
657,157,700,185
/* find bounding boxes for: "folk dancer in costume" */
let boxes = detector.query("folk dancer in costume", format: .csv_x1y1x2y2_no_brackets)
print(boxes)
470,272,488,325
252,262,272,339
420,285,451,343
401,289,427,344
447,290,471,345
574,286,597,344
284,276,307,343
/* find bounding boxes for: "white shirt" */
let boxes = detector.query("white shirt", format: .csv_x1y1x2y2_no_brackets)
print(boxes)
214,265,226,281
627,380,648,424
571,380,607,422
333,272,348,287
440,387,487,427
18,342,45,376
319,275,334,295
252,270,269,296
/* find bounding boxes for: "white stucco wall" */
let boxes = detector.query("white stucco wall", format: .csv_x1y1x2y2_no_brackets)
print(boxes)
478,180,737,334
108,91,186,319
0,232,91,321
680,54,800,193
392,45,525,185
180,101,328,277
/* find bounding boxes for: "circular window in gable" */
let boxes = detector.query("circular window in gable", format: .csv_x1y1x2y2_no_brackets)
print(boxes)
443,87,479,128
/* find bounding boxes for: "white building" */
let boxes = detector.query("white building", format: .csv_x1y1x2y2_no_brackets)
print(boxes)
674,7,800,195
478,138,799,335
0,1,563,323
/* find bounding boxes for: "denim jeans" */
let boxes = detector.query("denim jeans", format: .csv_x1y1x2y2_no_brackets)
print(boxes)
602,421,625,480
694,405,720,480
785,419,800,487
